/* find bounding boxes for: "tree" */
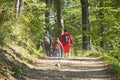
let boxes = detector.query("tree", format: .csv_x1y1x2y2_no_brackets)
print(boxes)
56,0,64,37
80,0,91,50
45,0,50,31
99,1,104,49
14,0,24,15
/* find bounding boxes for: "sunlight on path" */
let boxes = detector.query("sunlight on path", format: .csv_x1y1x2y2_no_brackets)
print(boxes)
23,57,115,80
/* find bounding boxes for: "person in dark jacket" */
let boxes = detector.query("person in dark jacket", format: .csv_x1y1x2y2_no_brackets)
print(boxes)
44,30,52,57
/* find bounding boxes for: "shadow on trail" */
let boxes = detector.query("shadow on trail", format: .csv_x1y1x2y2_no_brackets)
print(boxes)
61,64,108,70
41,57,104,61
22,57,113,80
23,67,112,80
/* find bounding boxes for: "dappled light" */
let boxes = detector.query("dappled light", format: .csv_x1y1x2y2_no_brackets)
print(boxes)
0,0,120,80
21,57,114,80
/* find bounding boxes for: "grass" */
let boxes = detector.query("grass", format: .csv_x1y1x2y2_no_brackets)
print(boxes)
103,54,120,79
74,50,102,57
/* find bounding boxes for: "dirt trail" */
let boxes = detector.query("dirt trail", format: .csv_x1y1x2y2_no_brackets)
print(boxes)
23,57,115,80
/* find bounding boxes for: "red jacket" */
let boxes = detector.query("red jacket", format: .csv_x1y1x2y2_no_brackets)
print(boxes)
60,33,73,46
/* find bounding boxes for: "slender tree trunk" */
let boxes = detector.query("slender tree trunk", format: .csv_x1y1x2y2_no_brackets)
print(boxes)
14,0,19,17
80,0,91,50
56,0,64,37
18,0,24,14
14,0,24,17
99,1,104,48
45,0,50,31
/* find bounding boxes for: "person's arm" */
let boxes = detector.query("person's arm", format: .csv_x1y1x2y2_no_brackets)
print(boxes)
49,35,53,49
49,35,52,44
69,34,73,44
59,40,64,50
60,35,64,45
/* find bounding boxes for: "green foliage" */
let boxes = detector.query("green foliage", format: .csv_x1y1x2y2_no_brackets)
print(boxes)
111,63,120,79
80,50,102,57
0,0,46,47
0,29,7,44
90,0,120,51
103,54,120,79
29,49,36,55
12,64,24,78
0,2,13,44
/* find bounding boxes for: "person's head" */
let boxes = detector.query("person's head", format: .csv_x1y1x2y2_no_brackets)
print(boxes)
64,29,67,33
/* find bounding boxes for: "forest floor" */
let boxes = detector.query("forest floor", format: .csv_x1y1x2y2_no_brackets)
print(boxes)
21,57,116,80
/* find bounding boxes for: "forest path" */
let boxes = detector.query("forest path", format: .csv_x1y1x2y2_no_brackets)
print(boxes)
23,57,115,80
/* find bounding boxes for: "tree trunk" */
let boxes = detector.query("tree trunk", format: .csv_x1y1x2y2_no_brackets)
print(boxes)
56,0,64,37
80,0,91,50
14,0,19,17
45,0,50,31
14,0,24,16
99,1,104,48
18,0,24,14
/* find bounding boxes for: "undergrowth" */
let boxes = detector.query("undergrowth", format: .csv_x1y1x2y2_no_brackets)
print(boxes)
103,54,120,79
0,40,44,79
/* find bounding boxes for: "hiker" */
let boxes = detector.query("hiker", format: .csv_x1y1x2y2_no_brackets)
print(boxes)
44,30,52,57
60,29,73,58
51,37,63,57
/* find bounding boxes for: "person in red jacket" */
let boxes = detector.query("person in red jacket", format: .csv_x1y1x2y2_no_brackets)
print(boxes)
60,29,73,58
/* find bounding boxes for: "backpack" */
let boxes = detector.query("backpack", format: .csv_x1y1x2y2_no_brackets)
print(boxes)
65,35,70,44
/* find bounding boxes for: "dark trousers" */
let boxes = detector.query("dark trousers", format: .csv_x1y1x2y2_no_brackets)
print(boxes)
44,43,51,56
